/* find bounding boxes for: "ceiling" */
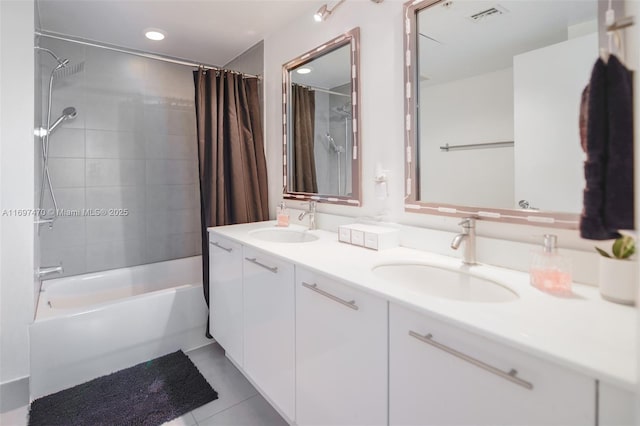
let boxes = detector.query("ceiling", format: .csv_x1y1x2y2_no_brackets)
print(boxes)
36,0,323,67
418,0,598,85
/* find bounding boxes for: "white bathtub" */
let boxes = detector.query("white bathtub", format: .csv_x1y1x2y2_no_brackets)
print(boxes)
29,256,210,399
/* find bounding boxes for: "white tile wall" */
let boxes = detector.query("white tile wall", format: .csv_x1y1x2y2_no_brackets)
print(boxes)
86,130,145,159
38,38,202,277
86,158,146,187
48,158,85,188
48,128,85,158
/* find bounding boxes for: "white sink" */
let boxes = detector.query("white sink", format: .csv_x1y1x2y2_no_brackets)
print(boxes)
250,227,319,243
372,263,518,303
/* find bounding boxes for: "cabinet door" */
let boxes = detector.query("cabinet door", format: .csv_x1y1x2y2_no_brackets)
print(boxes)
296,267,387,426
209,234,243,365
243,247,295,421
599,382,636,426
389,303,595,426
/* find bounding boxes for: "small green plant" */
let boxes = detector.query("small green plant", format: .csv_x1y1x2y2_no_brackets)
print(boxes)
595,235,636,259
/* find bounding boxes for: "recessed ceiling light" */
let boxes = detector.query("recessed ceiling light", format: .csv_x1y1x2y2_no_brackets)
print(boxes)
145,29,166,41
296,67,313,75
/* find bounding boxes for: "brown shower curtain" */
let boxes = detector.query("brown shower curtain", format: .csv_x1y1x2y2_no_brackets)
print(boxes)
291,84,318,193
193,69,268,337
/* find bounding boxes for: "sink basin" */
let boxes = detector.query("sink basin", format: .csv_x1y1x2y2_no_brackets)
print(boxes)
372,263,518,303
250,227,319,243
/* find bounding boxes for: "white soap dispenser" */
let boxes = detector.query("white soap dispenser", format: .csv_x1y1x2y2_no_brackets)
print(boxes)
530,234,572,295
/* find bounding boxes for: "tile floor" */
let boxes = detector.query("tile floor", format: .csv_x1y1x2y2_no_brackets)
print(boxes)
0,343,288,426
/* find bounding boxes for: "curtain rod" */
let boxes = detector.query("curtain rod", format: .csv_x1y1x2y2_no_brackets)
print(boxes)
35,31,262,79
292,82,351,97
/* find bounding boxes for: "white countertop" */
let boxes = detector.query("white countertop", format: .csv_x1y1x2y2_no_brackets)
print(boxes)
209,221,637,391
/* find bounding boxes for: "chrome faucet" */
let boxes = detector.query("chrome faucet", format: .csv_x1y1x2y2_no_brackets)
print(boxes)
451,218,477,265
37,263,64,279
298,201,317,230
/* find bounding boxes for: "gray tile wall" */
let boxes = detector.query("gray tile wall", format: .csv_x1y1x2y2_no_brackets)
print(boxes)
38,38,201,277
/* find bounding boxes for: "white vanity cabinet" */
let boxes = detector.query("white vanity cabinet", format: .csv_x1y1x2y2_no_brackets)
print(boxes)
243,247,295,421
295,267,388,426
599,382,636,426
389,303,595,426
209,234,244,366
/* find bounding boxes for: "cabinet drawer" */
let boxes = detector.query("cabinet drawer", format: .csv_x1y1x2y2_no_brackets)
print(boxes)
390,303,595,425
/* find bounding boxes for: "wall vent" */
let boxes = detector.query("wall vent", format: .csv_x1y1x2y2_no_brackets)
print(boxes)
468,5,507,22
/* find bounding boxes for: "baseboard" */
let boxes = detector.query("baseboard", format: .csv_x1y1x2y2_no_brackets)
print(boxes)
0,376,29,413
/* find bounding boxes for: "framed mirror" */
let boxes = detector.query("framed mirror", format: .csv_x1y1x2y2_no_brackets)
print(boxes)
403,0,598,228
282,27,361,205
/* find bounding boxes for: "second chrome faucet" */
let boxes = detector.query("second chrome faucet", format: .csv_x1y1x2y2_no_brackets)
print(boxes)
298,201,317,230
451,218,477,265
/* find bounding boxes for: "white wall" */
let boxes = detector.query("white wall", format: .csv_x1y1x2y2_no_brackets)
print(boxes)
0,0,35,385
265,0,404,220
264,0,606,250
420,68,514,209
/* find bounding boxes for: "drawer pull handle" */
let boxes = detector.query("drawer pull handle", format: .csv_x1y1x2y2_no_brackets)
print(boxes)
302,282,359,311
245,257,278,274
408,330,533,390
210,241,232,252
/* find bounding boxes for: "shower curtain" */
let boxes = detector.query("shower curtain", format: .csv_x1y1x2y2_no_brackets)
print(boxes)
291,84,318,193
193,69,268,337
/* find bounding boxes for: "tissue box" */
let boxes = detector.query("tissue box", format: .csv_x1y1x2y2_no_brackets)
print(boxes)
338,224,399,250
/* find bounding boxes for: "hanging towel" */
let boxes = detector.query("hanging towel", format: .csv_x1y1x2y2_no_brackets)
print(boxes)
603,55,634,230
580,58,621,240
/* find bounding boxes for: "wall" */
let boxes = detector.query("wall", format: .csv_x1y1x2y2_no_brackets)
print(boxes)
0,0,35,389
420,68,514,209
264,0,403,220
264,0,627,252
37,37,201,278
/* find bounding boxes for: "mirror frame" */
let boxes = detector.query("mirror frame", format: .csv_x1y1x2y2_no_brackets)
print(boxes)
402,0,579,229
282,27,362,206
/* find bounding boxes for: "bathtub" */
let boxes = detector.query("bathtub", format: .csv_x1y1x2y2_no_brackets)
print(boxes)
29,256,210,399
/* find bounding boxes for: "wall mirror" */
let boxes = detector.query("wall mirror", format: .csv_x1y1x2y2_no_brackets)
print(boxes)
404,0,598,227
283,27,361,205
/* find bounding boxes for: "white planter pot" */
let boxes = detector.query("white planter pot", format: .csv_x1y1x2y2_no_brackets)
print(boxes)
598,257,638,305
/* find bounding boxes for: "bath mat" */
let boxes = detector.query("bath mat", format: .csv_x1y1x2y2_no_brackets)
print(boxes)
28,350,218,426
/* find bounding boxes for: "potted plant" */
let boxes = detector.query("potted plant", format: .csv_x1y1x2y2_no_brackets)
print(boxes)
596,235,637,305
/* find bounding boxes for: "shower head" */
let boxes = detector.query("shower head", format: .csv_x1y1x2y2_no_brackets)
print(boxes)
48,107,77,134
35,46,69,67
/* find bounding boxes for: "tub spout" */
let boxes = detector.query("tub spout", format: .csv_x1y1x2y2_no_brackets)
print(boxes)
37,264,63,279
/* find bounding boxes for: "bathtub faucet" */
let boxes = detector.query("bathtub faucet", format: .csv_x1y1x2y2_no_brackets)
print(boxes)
37,263,64,279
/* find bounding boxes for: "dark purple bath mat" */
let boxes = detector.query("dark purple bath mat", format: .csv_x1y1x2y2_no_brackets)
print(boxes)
28,350,218,426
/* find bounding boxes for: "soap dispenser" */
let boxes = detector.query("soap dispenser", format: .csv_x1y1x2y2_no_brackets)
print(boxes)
277,201,289,227
530,234,572,295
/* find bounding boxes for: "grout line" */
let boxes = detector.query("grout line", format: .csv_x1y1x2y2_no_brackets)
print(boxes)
195,394,260,425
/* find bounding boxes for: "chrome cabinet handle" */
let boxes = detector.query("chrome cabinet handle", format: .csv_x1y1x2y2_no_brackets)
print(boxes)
210,241,232,252
302,282,359,311
245,257,278,274
408,330,533,390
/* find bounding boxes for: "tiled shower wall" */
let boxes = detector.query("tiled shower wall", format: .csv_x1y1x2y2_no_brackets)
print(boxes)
38,38,201,277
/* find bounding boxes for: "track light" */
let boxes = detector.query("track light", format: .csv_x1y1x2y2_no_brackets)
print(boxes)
313,0,345,22
313,0,383,22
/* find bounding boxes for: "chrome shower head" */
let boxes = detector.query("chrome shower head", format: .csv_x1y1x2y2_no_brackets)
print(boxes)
35,46,69,67
47,107,77,134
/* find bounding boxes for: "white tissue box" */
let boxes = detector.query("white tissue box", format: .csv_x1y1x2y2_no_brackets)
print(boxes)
338,224,399,250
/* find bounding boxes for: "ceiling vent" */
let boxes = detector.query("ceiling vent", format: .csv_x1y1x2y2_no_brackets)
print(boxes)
468,5,508,23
